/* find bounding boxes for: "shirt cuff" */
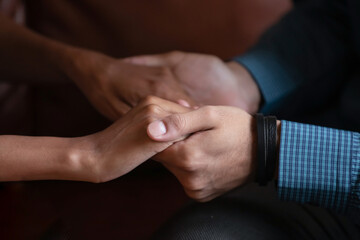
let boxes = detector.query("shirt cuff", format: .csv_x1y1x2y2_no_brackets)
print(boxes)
233,49,299,114
348,132,360,209
277,120,356,214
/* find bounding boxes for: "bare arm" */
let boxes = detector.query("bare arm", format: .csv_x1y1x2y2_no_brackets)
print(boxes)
0,135,91,181
0,12,76,84
0,13,195,119
0,96,190,183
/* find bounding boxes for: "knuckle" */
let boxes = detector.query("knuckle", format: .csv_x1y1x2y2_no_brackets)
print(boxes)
181,160,198,172
188,147,203,161
181,152,203,172
185,190,202,200
169,114,186,133
184,188,207,201
142,95,158,105
177,144,205,172
201,106,218,121
142,104,163,119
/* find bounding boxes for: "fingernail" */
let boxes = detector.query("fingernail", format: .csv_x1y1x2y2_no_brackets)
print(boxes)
193,106,199,109
178,99,191,108
148,120,167,138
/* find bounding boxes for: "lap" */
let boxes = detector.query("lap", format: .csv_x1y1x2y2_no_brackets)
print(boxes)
153,183,360,240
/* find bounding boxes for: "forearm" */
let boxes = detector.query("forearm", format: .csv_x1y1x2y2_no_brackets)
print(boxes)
0,13,91,85
0,135,93,182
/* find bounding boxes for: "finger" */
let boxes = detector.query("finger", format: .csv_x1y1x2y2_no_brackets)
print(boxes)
184,189,222,202
177,99,191,108
123,55,167,66
93,97,123,122
160,164,220,202
171,90,198,108
100,106,118,122
99,95,132,121
123,52,184,67
110,97,132,117
156,97,193,114
152,140,182,164
137,96,191,115
147,106,218,142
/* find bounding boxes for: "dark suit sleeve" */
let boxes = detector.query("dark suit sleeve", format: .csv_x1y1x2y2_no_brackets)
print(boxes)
234,0,352,114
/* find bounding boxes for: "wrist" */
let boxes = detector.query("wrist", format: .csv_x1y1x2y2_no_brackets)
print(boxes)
248,115,258,183
54,46,93,85
64,136,98,182
0,135,96,182
60,47,115,91
227,62,261,114
36,38,81,83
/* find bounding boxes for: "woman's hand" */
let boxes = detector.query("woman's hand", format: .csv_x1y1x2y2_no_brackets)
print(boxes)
78,96,191,183
0,96,191,183
67,50,195,121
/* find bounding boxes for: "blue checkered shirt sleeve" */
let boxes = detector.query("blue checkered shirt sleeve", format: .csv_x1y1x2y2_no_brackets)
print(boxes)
278,121,360,215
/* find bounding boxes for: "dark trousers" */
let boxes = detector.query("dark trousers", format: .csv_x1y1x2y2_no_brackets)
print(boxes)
153,183,360,240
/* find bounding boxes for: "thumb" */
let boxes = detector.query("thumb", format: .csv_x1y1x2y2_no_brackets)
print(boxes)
147,107,217,142
123,52,184,67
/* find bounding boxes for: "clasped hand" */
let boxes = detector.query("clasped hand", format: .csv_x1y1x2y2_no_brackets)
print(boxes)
71,50,260,200
148,104,257,202
69,50,260,121
82,96,256,203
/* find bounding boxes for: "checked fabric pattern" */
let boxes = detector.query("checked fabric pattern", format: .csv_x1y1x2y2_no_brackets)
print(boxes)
277,120,360,214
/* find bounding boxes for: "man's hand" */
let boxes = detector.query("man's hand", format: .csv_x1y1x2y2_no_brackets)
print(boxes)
125,51,261,114
147,106,257,202
66,50,195,121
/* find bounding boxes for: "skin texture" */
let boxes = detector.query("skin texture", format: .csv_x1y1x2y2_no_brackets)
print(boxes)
68,49,195,120
0,97,190,183
1,12,268,195
1,12,260,121
148,106,258,202
0,13,195,121
125,51,262,114
1,11,265,189
86,96,191,183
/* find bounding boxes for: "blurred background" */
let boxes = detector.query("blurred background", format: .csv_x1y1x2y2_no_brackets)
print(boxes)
0,0,291,239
